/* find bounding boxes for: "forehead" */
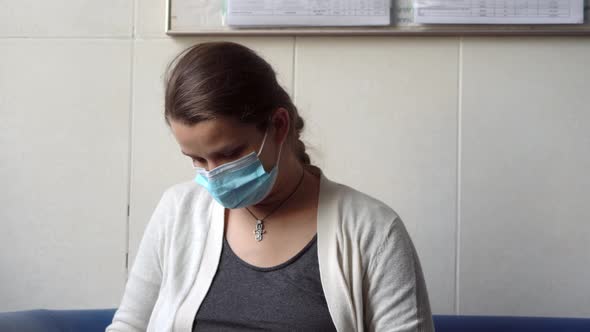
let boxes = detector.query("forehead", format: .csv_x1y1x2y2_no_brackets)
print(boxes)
170,117,259,153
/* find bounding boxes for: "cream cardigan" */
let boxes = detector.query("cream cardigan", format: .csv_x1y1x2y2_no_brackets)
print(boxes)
106,172,434,332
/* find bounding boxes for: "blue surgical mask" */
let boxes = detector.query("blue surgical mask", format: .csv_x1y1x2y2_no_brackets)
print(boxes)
193,130,282,209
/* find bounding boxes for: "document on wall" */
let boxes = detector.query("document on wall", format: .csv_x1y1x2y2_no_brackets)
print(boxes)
225,0,390,26
414,0,584,24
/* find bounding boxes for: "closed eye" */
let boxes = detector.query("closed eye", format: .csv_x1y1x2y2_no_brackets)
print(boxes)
218,145,246,160
192,156,207,164
222,149,239,158
182,144,246,166
181,150,206,164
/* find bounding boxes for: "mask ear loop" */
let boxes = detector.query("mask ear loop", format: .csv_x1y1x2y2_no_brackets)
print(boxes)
273,124,287,167
257,130,269,156
257,126,286,172
258,117,288,165
275,137,284,165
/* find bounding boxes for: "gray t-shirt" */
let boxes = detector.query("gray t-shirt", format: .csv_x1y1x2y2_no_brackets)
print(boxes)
193,233,337,331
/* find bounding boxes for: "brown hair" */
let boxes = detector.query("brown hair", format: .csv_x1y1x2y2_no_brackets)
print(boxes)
164,41,310,165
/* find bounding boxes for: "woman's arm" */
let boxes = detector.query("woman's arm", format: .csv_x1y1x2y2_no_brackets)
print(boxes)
364,216,434,332
106,190,173,332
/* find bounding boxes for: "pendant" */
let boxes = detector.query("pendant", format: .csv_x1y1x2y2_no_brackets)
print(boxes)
253,220,266,242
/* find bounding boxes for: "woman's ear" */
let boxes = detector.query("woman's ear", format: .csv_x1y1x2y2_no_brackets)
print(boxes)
271,107,290,145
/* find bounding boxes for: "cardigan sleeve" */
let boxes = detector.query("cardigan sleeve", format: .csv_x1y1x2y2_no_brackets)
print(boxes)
106,189,174,332
363,216,434,332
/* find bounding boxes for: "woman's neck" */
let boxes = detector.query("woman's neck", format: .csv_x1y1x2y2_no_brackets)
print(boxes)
246,152,318,218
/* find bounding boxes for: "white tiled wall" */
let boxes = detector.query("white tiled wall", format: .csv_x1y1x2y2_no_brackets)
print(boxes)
459,37,590,317
0,40,131,310
136,0,168,38
0,0,133,37
294,37,459,313
2,0,589,318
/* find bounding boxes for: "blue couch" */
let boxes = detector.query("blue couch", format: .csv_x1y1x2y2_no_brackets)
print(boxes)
0,308,589,332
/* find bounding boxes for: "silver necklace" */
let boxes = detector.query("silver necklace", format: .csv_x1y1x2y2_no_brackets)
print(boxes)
245,168,305,242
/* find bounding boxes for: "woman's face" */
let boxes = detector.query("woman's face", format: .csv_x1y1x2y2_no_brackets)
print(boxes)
170,116,279,172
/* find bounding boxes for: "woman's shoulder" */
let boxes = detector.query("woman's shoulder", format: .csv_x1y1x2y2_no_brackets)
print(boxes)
320,174,402,236
160,179,214,210
147,180,216,235
319,174,415,273
144,180,219,252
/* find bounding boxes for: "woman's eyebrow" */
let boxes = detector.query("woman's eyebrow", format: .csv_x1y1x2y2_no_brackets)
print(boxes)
181,144,245,158
180,150,200,158
214,144,245,156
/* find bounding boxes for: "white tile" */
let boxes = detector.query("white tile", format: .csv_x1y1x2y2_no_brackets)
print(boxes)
295,37,460,314
136,0,168,38
136,0,226,38
0,0,132,37
0,40,131,310
129,38,295,266
459,37,590,317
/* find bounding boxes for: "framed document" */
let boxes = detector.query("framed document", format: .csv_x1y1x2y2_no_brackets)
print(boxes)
166,0,590,35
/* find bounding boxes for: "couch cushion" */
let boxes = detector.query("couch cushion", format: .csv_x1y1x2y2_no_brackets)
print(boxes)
433,314,590,332
0,309,116,332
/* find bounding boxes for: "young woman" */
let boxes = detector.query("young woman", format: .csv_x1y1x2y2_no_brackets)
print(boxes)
107,41,434,332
